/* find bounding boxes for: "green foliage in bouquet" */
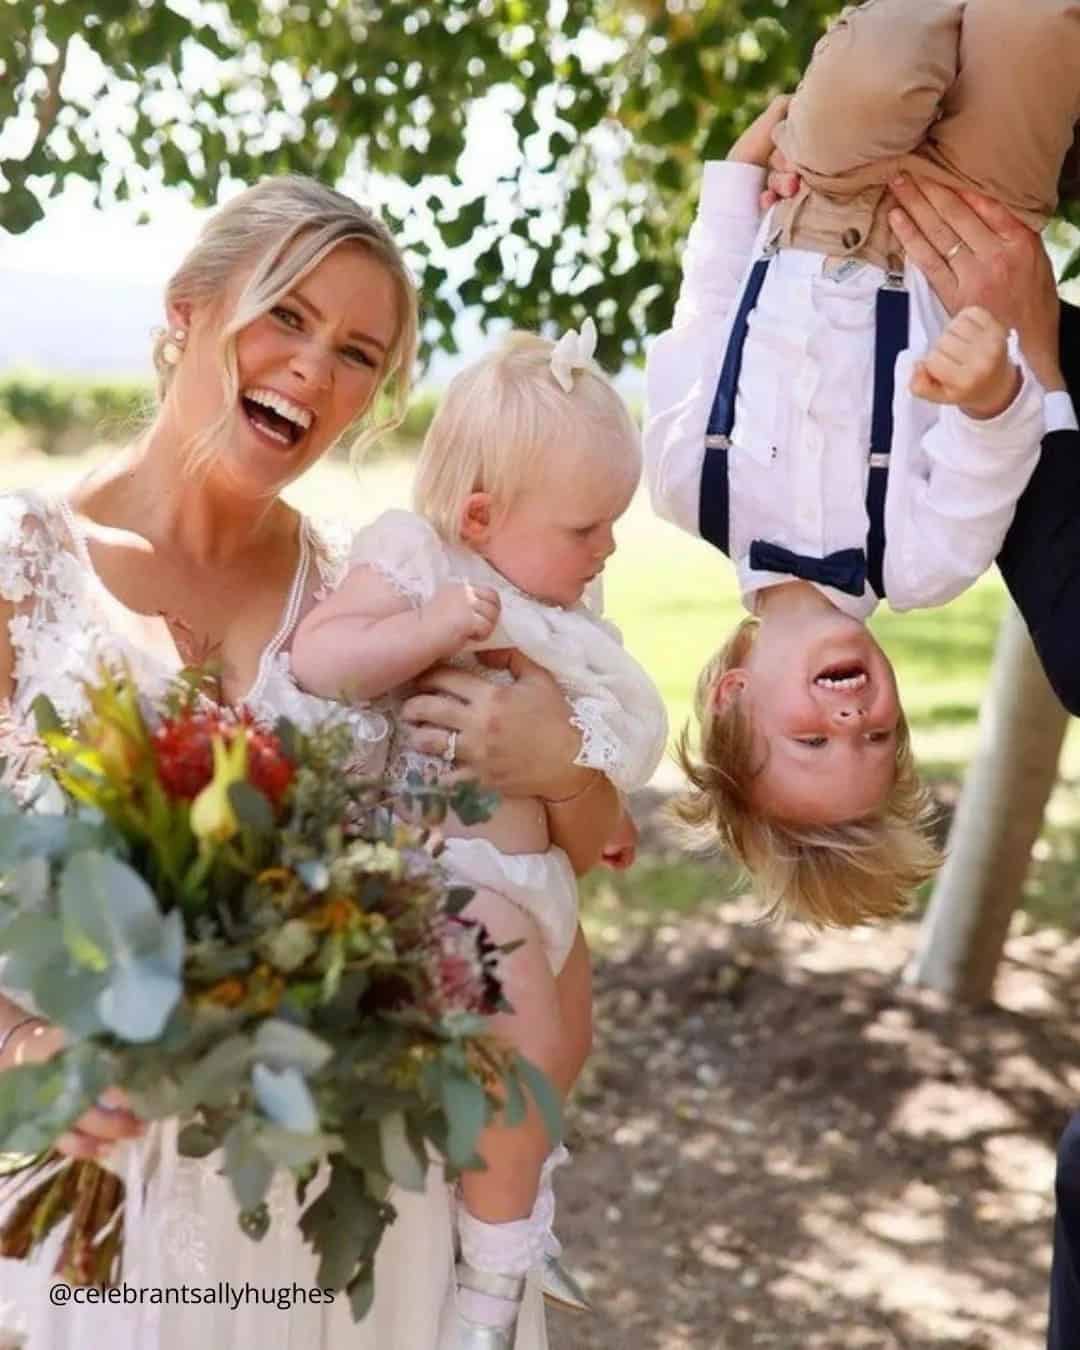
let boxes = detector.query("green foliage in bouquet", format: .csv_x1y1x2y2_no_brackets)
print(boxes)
0,666,559,1319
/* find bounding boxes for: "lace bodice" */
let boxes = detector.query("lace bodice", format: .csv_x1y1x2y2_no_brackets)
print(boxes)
348,509,669,793
0,490,389,786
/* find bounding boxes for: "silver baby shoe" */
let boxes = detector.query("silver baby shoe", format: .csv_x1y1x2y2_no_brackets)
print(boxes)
539,1252,592,1314
437,1261,525,1350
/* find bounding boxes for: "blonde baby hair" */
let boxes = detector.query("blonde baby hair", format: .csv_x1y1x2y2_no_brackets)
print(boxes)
674,617,942,927
413,329,641,542
155,174,418,473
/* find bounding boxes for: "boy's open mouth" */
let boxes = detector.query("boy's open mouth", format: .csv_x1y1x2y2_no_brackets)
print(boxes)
241,387,314,448
813,662,868,692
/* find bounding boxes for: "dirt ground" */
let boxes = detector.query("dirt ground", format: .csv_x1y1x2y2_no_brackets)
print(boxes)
550,821,1080,1348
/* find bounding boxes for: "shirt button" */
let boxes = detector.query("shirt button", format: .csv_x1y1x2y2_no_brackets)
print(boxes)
842,227,862,250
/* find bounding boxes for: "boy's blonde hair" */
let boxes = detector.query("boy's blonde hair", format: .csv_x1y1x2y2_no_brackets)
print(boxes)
413,330,641,542
674,618,942,927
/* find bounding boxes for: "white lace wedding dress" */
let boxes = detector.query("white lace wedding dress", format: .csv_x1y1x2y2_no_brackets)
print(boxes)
0,492,549,1350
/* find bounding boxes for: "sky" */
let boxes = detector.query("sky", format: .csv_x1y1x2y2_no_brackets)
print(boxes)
0,24,595,381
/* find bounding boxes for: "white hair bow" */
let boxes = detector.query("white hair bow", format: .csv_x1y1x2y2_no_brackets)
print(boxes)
549,317,598,393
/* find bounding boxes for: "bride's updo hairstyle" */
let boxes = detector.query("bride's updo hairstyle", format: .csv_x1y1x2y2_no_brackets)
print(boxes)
154,174,418,472
413,330,641,544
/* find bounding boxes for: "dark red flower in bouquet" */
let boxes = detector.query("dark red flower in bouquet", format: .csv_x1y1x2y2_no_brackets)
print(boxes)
152,711,219,800
243,719,295,807
152,710,294,807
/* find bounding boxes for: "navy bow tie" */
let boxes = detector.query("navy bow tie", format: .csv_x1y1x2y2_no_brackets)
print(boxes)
748,540,868,598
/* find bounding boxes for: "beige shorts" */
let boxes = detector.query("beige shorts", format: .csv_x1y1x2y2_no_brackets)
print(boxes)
774,0,1080,266
440,838,579,975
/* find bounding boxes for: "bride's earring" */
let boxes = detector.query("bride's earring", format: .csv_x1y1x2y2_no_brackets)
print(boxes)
161,328,188,366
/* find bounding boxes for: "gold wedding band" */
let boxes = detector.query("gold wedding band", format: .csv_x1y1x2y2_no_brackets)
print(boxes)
945,241,966,261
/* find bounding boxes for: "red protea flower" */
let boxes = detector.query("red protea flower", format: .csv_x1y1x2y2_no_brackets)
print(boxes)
151,711,220,800
243,719,295,808
152,709,294,809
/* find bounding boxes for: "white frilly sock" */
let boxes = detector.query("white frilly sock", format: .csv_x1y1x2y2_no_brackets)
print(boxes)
535,1144,570,1257
454,1145,571,1327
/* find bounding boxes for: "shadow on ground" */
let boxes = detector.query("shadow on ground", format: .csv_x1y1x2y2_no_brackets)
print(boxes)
553,790,1080,1350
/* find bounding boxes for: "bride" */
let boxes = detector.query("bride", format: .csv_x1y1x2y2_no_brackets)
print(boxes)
0,175,612,1349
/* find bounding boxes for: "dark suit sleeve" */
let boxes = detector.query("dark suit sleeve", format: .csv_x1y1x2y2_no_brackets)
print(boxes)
996,302,1080,714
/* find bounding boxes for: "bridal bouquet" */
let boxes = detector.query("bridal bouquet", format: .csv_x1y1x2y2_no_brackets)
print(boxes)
0,667,557,1320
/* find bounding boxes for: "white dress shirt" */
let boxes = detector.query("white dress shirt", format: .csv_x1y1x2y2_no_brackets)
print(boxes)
644,161,1051,620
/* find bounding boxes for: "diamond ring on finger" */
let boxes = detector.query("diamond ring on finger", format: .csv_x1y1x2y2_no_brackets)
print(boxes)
443,729,458,769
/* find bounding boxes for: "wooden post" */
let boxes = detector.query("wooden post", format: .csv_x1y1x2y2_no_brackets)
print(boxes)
907,602,1069,1004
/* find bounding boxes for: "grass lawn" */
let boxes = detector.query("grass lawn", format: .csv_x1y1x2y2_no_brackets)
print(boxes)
6,444,1080,932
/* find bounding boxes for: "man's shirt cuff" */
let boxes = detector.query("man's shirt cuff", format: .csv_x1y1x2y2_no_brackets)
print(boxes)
1045,390,1079,434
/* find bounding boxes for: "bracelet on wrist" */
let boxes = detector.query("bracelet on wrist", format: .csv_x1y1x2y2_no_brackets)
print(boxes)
0,1014,47,1065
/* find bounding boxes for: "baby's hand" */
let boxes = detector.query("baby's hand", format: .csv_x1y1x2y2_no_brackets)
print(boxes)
910,305,1020,420
426,582,501,649
600,808,639,871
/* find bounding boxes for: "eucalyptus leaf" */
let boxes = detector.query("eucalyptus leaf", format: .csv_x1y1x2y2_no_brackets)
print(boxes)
252,1063,319,1134
9,857,50,911
32,963,108,1039
514,1056,562,1150
299,1158,386,1291
253,1019,333,1075
177,1120,222,1158
60,851,182,968
339,1119,384,1175
228,781,274,833
223,1120,274,1212
378,1111,426,1193
255,1122,338,1170
30,694,62,736
0,913,66,992
175,1034,255,1112
0,812,84,867
440,1070,488,1169
59,853,184,1040
347,1265,375,1323
97,937,183,1042
0,1045,111,1155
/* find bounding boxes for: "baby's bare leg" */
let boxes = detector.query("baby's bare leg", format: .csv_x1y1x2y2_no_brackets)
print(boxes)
551,925,592,1096
459,888,574,1223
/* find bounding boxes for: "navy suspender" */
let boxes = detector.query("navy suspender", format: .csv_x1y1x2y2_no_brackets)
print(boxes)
699,255,773,559
698,253,910,601
866,281,910,600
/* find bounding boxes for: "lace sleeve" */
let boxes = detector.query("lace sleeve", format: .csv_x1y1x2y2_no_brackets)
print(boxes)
307,513,355,602
484,585,669,794
568,671,669,794
0,494,66,798
346,509,449,606
0,493,51,609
